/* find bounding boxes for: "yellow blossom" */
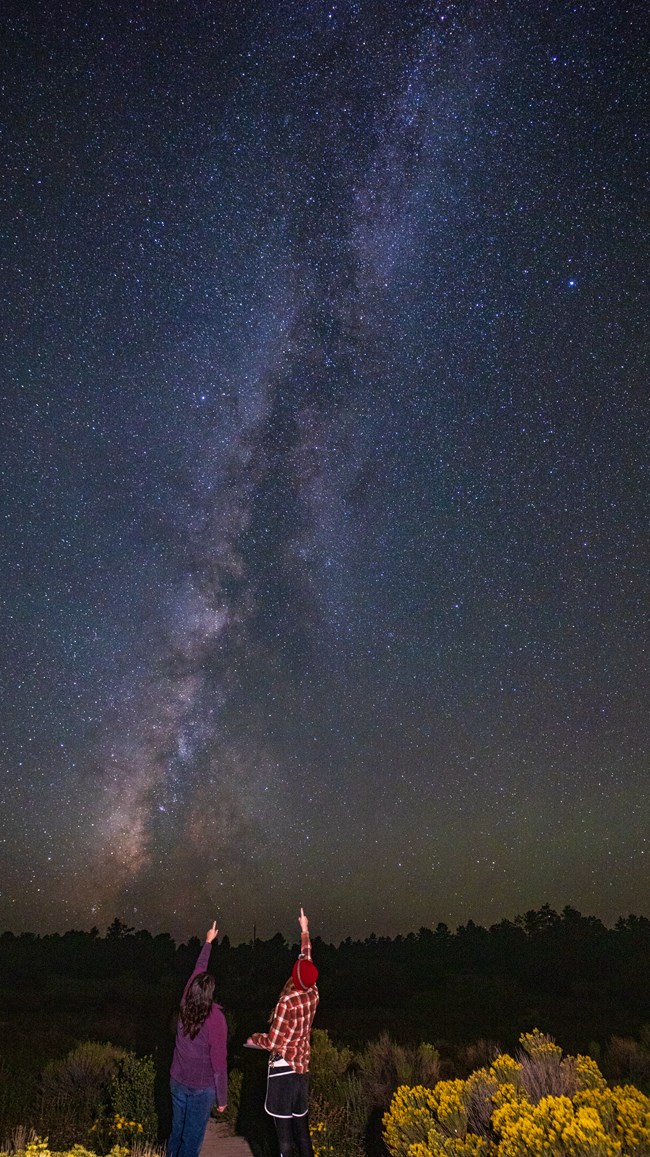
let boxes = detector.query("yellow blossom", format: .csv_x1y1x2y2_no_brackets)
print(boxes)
518,1031,563,1063
573,1056,606,1093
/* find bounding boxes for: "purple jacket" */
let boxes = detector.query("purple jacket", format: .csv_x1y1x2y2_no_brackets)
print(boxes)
170,941,228,1106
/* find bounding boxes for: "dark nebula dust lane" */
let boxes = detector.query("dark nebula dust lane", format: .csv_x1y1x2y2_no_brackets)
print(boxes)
1,0,647,942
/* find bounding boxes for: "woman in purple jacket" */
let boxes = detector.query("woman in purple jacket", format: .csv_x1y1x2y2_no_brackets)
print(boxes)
167,921,228,1157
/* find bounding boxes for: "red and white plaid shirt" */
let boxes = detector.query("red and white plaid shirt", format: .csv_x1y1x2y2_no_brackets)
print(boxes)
249,931,319,1074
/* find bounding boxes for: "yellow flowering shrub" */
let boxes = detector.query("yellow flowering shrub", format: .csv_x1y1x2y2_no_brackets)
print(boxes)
111,1116,143,1137
573,1057,607,1093
383,1031,650,1157
383,1085,442,1154
430,1080,469,1137
406,1136,496,1157
490,1057,523,1087
89,1112,144,1153
308,1087,366,1156
575,1084,650,1154
0,1138,154,1157
448,1137,495,1157
309,1118,337,1156
491,1084,526,1112
384,1081,499,1157
518,1032,563,1063
492,1093,621,1157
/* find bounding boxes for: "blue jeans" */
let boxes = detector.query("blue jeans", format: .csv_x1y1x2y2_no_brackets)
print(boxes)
167,1079,216,1157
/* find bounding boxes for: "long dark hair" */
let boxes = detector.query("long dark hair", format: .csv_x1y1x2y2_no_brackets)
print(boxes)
180,971,215,1039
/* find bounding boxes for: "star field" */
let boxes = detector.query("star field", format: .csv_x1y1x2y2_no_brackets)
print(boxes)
1,0,648,943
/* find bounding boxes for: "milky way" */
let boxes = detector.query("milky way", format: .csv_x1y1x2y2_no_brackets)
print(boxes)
1,0,647,942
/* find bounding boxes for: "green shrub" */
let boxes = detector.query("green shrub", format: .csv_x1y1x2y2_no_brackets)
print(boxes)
221,1071,243,1131
310,1030,355,1103
605,1034,650,1090
36,1044,156,1152
309,1089,366,1157
456,1041,501,1077
40,1044,129,1114
359,1031,441,1111
308,1029,442,1155
108,1055,157,1144
39,1044,130,1147
305,1031,367,1155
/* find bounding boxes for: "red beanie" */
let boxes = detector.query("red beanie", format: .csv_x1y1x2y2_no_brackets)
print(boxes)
292,956,319,991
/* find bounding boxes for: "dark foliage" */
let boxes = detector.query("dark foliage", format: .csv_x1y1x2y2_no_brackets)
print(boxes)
1,906,650,1049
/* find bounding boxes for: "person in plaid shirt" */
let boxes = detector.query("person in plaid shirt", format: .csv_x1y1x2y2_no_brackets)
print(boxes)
246,907,319,1156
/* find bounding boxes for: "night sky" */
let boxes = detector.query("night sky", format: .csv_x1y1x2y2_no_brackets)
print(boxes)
1,0,648,945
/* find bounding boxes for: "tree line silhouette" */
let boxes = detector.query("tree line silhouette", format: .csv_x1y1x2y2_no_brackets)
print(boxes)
2,905,650,1051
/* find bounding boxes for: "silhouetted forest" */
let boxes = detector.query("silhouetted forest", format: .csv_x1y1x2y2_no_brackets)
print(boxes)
2,905,650,1053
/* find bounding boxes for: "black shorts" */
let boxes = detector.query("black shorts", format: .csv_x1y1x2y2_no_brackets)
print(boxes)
264,1058,309,1119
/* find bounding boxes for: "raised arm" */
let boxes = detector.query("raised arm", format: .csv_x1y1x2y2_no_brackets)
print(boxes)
182,922,218,1000
298,906,312,960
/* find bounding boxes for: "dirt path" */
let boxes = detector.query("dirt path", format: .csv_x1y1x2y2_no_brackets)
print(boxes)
200,1116,253,1157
